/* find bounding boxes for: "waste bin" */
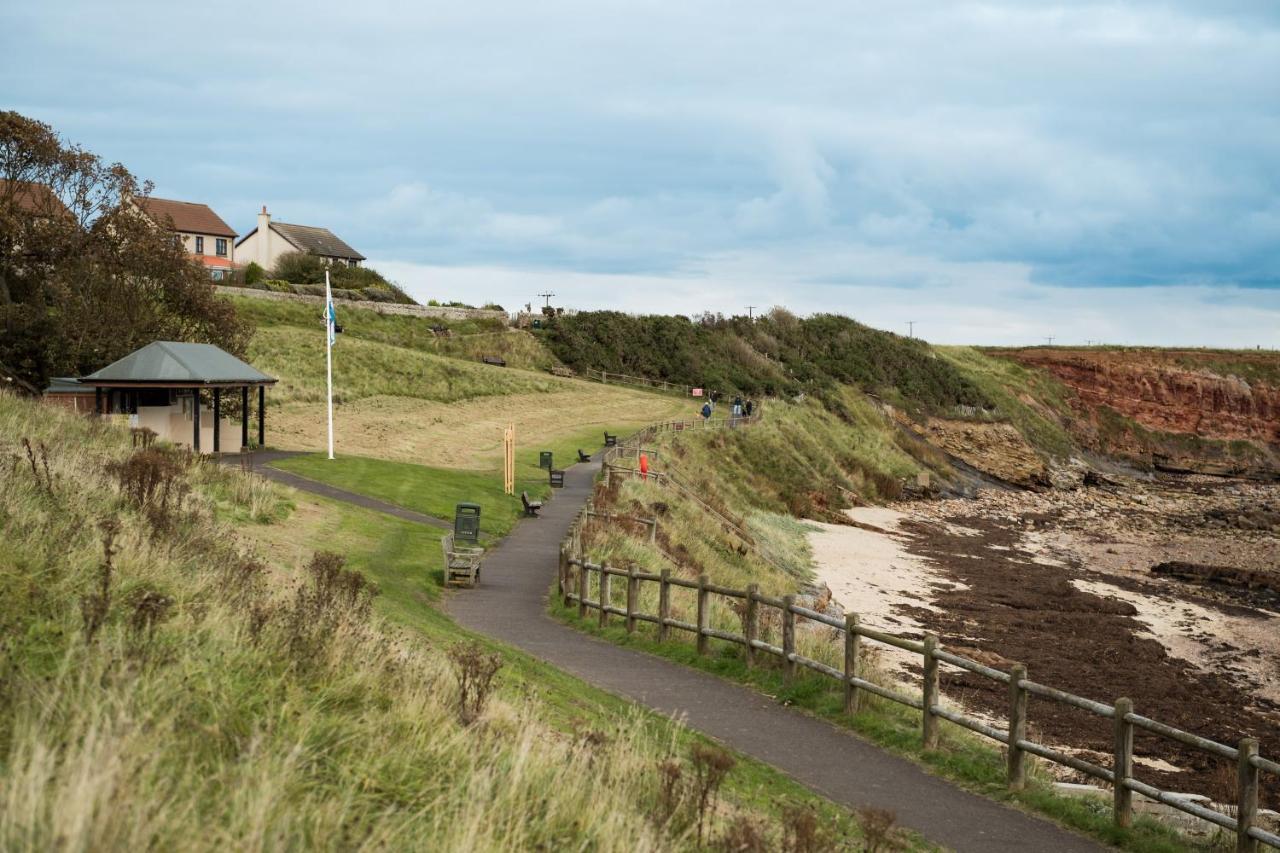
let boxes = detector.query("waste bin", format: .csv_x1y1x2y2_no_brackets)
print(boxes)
454,503,481,544
539,450,554,469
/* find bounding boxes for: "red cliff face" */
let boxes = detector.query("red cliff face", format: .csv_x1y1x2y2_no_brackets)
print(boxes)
1003,349,1280,476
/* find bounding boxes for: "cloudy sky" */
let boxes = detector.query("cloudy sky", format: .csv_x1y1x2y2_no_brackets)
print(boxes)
3,1,1278,345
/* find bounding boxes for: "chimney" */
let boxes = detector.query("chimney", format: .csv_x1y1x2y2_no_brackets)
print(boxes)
257,206,271,268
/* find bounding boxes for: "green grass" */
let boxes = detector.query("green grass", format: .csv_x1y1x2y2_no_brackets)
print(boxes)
938,346,1076,458
0,391,926,851
251,489,929,851
228,293,558,372
270,423,646,538
248,325,567,407
552,603,1205,853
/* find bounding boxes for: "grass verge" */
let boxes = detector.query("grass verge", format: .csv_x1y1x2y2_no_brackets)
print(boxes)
549,601,1214,853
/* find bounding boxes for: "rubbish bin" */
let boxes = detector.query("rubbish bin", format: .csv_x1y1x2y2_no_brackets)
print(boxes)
539,450,554,469
454,503,481,544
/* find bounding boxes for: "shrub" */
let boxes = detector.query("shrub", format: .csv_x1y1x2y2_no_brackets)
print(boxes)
716,816,770,852
447,641,503,725
690,743,736,845
264,279,292,293
243,261,266,285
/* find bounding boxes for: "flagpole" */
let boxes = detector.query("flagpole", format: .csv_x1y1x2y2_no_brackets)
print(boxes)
325,270,334,460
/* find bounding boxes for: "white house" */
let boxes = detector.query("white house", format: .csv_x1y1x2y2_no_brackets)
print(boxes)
235,206,366,272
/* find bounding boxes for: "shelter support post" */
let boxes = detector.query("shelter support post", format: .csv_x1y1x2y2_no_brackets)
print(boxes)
192,391,201,453
258,385,265,447
212,388,221,453
241,386,249,450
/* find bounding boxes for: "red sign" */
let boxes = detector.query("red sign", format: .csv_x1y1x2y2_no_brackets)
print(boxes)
691,388,703,397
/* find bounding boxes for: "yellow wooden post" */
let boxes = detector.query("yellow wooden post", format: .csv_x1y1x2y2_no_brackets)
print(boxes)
502,422,515,495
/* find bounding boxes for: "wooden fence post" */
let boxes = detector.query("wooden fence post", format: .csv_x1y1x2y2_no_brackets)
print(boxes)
696,574,710,656
922,633,939,749
1238,737,1259,853
649,518,658,544
577,561,588,620
744,584,759,668
782,595,796,682
1113,697,1134,828
599,569,611,628
844,613,860,715
658,570,671,642
559,548,569,605
626,564,639,634
1007,663,1028,790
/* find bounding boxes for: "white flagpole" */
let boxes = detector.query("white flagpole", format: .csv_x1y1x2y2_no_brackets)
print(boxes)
325,270,335,460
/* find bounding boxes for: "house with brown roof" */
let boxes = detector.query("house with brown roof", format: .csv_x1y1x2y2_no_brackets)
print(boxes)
135,196,238,280
235,206,365,272
0,178,74,220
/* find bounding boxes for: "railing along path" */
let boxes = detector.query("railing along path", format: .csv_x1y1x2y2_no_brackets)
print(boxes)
560,416,1277,852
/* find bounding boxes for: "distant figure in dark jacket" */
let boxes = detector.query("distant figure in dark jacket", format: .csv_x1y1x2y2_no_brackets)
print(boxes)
701,401,713,421
745,400,755,417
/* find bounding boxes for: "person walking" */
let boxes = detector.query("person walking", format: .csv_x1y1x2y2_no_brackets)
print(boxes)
745,399,755,418
701,401,713,423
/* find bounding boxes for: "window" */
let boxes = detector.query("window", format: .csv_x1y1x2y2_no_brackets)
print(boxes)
211,269,225,281
194,236,204,254
349,259,358,268
215,238,227,257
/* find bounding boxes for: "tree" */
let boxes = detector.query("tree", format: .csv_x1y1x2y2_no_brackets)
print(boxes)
0,111,252,390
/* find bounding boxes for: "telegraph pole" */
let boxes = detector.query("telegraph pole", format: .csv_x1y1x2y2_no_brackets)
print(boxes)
1045,336,1055,346
537,291,556,308
746,306,756,320
907,321,916,338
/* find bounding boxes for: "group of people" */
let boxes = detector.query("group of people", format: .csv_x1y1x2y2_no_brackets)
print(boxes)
699,392,756,423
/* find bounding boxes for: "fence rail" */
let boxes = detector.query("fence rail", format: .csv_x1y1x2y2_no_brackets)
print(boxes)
555,555,1278,851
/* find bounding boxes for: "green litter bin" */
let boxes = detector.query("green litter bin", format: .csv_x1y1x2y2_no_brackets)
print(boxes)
454,503,481,545
539,450,554,470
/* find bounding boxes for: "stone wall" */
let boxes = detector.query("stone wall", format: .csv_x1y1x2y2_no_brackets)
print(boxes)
215,285,509,322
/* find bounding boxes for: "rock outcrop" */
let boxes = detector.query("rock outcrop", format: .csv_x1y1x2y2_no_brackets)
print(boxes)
1004,349,1280,477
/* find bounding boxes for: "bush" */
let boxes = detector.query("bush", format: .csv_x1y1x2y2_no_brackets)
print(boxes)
244,261,266,285
291,283,327,298
361,287,395,303
271,251,327,285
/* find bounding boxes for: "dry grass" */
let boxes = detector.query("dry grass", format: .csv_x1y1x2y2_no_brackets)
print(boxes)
268,387,690,467
0,394,873,851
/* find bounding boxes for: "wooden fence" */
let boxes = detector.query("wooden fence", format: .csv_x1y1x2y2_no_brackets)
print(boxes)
584,369,695,395
555,553,1279,851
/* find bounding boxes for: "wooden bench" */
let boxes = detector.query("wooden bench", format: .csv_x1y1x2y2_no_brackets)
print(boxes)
549,469,565,488
481,355,507,367
577,449,591,463
521,491,542,517
603,432,618,447
441,533,483,587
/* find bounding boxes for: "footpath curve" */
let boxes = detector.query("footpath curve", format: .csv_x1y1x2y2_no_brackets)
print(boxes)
446,459,1105,852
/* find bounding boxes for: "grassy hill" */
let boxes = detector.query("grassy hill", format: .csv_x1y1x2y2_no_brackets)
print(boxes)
0,393,898,850
224,294,692,469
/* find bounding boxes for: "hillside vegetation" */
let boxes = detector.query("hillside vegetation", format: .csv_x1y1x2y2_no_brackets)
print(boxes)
541,309,992,416
0,393,886,850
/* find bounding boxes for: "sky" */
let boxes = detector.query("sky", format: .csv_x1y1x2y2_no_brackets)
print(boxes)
2,1,1278,346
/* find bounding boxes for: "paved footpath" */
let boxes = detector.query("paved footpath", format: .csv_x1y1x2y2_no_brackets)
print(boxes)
447,459,1106,852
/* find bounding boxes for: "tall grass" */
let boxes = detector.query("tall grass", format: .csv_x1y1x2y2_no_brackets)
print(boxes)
0,394,866,851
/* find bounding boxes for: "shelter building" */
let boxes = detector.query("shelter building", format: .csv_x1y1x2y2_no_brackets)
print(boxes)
71,341,276,454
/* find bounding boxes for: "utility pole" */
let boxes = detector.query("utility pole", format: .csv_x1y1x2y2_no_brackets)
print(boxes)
907,321,916,338
537,291,556,308
746,306,756,320
1045,336,1055,346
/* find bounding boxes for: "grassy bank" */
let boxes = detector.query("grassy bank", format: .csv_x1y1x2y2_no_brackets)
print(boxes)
0,393,918,850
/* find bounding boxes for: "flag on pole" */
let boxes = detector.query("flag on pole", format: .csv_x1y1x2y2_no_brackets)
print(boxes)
324,271,335,460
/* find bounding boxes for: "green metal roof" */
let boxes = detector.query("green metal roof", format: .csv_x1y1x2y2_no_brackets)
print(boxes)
45,377,87,394
81,342,276,385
